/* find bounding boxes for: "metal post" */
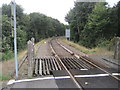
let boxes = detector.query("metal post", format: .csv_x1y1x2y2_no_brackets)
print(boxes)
13,0,18,79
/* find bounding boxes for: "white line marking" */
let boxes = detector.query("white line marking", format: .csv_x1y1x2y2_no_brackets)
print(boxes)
7,73,120,85
7,77,55,85
80,69,88,70
112,73,120,76
7,80,15,85
75,73,120,78
75,74,109,78
7,76,71,85
55,76,70,79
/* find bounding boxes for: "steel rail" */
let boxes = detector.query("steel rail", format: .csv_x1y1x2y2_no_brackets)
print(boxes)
80,56,120,81
56,39,120,81
49,39,83,89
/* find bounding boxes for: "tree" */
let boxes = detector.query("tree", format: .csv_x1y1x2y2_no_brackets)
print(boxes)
17,27,27,50
2,15,12,52
108,1,120,37
1,3,65,60
2,3,24,18
28,13,65,42
80,2,110,48
65,2,95,42
65,1,119,48
117,1,120,37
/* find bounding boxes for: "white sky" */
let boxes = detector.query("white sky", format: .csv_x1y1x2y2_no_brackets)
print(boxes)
0,0,119,24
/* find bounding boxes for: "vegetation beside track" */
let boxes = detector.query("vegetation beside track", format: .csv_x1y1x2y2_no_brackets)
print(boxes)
1,3,65,61
60,38,113,56
0,39,45,81
65,2,120,48
0,73,11,81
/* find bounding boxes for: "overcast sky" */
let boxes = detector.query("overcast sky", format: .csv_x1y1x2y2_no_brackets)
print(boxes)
0,0,119,24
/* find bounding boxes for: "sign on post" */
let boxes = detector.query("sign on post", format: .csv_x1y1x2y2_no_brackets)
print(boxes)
65,29,70,40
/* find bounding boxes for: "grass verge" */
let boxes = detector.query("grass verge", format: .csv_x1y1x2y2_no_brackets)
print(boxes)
60,38,113,56
34,39,46,54
0,39,46,81
0,73,11,81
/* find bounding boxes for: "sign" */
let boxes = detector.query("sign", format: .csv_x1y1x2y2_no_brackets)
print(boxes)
65,29,70,38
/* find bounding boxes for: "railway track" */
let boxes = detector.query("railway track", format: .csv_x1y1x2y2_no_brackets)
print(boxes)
56,38,120,81
33,39,95,76
33,38,120,89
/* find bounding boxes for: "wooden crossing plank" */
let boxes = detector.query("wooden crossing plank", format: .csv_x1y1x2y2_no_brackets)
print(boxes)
52,57,58,70
35,59,39,75
39,58,42,75
42,59,46,75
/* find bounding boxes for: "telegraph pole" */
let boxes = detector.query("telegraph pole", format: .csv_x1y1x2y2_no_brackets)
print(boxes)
12,0,18,79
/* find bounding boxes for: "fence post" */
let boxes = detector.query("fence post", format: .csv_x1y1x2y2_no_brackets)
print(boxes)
31,37,35,75
27,40,34,77
114,37,120,60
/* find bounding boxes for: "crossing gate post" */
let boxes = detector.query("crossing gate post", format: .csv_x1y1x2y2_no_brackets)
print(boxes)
27,40,34,77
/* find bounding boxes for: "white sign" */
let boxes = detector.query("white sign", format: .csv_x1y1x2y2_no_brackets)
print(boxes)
65,29,70,38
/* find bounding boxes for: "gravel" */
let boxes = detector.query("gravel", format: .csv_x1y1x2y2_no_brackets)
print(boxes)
36,39,52,58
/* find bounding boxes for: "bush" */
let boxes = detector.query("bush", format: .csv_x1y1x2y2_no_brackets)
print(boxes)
2,51,14,61
0,73,11,81
97,39,110,48
108,37,120,51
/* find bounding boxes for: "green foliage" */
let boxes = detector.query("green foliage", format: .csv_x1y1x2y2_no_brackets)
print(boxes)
108,37,119,51
17,27,27,50
97,39,110,48
118,2,120,37
0,73,11,81
2,3,65,61
2,4,11,17
2,51,14,61
65,2,95,42
28,13,65,42
2,15,12,52
80,2,109,48
66,1,119,48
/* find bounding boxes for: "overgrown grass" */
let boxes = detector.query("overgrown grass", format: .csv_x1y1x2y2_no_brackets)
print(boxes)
34,39,46,54
2,51,14,61
92,47,113,56
1,39,46,62
60,38,113,56
61,39,96,54
1,39,46,81
0,73,11,81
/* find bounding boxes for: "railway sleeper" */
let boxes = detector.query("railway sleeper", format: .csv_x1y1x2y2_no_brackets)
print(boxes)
33,57,94,76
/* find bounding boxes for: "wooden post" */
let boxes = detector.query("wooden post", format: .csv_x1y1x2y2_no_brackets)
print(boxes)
114,37,120,60
31,37,35,76
31,37,35,59
31,37,35,46
27,40,34,77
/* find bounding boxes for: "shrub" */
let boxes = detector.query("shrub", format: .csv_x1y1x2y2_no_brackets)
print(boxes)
97,39,110,48
2,51,14,61
0,73,11,81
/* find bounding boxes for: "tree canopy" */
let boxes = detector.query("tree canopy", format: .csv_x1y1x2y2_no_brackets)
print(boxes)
65,1,119,48
2,3,65,60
